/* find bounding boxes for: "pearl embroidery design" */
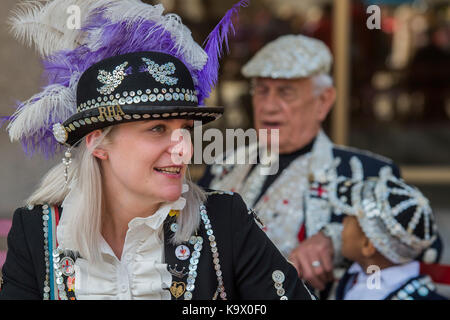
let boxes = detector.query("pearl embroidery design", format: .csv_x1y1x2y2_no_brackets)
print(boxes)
97,61,129,95
142,58,178,86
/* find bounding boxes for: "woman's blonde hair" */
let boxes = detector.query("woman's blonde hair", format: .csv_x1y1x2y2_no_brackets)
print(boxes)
26,125,205,263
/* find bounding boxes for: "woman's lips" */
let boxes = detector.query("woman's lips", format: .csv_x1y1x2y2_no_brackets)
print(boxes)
154,166,183,179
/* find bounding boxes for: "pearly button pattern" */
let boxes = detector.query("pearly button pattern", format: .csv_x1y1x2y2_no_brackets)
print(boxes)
77,88,198,112
272,270,288,300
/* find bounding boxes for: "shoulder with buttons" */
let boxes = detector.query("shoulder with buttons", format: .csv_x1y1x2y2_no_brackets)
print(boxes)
271,270,288,300
248,208,265,229
333,144,396,166
12,203,62,232
204,189,234,197
389,276,439,300
202,189,235,208
20,203,49,214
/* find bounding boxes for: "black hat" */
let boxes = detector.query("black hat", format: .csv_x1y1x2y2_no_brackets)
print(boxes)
54,51,223,146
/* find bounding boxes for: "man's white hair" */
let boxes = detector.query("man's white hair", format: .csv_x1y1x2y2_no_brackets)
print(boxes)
312,73,334,96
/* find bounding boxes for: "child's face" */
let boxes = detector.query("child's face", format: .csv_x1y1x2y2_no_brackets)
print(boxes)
341,216,367,262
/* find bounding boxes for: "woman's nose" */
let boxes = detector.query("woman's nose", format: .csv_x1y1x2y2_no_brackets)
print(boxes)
168,129,192,164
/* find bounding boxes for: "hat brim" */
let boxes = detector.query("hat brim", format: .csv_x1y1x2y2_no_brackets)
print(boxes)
62,105,224,146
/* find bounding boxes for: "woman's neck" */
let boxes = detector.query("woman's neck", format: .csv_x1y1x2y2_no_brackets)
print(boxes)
100,182,162,260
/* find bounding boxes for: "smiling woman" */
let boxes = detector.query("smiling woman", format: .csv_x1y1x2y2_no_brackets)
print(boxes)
0,0,314,301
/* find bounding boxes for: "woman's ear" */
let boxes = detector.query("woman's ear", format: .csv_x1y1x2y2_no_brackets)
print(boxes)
85,130,108,160
361,238,377,258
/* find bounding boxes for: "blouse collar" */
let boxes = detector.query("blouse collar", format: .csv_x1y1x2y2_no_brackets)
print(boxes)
58,181,188,251
127,194,186,231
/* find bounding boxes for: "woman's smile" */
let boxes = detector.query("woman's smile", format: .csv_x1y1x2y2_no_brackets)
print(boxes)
154,165,183,179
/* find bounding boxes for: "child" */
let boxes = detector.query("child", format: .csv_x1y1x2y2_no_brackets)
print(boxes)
330,171,446,300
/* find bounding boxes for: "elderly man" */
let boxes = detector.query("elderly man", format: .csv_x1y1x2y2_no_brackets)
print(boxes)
198,34,441,295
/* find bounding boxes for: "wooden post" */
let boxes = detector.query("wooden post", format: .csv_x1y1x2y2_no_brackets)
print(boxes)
332,0,351,145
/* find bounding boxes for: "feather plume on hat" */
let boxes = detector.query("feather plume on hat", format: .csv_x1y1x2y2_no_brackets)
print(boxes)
5,0,248,157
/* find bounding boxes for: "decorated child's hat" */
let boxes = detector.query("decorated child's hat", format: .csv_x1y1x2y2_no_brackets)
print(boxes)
329,168,438,264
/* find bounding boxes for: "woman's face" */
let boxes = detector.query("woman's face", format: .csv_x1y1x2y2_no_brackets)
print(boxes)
98,119,194,204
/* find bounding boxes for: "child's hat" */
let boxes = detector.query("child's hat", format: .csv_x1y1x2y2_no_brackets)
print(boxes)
329,168,438,264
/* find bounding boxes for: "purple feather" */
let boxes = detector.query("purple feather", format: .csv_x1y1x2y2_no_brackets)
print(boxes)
0,116,13,130
198,0,249,103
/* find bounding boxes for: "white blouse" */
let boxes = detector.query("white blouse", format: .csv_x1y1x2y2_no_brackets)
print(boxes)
58,184,188,300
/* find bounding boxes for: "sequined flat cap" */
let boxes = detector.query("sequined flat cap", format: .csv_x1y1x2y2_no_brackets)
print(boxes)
241,34,333,79
59,51,223,146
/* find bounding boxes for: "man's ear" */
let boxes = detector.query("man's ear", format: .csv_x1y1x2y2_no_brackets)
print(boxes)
317,86,336,121
85,130,108,160
361,238,377,258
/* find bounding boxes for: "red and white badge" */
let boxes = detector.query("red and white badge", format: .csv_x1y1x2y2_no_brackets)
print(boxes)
175,245,190,260
60,257,75,276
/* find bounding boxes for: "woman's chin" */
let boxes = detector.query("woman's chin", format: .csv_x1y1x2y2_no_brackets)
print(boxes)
155,186,183,202
164,193,182,202
149,172,185,202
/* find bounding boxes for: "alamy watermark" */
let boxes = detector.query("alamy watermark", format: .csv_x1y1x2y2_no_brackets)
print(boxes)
171,121,280,176
66,5,81,30
366,5,381,30
366,265,381,290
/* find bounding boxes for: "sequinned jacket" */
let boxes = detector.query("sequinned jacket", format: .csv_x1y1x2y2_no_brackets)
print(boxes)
199,131,443,266
0,192,314,300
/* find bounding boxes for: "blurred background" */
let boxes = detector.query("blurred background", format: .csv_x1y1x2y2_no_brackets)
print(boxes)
0,0,449,285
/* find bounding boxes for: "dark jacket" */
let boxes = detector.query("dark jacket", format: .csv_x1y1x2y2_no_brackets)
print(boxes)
0,192,314,300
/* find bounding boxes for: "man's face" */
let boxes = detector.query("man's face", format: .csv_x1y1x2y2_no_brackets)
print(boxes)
251,77,333,154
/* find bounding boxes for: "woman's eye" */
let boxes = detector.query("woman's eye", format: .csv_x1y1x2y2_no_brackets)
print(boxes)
150,125,165,133
183,125,194,132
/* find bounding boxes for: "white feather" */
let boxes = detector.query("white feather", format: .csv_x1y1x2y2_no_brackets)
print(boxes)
7,74,78,142
10,0,208,68
101,0,165,25
157,13,208,70
8,0,122,57
101,0,208,70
